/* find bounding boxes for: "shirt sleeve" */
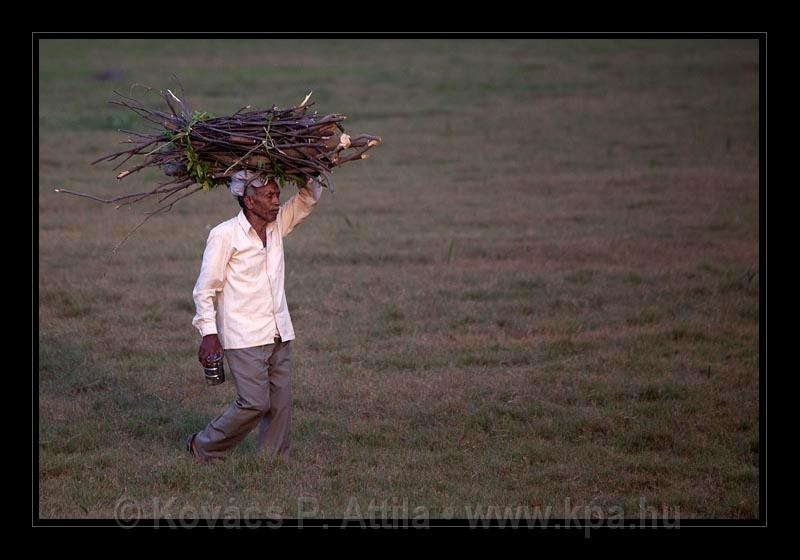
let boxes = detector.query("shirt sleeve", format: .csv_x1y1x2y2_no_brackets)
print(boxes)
278,180,322,237
191,227,232,337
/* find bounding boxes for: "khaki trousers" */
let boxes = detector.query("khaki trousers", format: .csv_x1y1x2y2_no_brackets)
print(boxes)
194,337,293,460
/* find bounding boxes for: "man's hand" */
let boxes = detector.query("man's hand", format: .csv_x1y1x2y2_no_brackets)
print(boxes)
302,175,323,201
199,334,224,366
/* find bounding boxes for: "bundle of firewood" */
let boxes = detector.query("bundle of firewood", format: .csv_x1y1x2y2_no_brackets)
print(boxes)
55,88,381,252
99,89,379,193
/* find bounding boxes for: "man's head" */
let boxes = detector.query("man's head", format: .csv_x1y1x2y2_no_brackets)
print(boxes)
231,171,281,223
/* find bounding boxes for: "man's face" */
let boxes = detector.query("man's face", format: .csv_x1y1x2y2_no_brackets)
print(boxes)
244,180,281,223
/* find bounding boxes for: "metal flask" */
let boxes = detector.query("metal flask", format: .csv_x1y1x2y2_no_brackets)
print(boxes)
203,352,225,385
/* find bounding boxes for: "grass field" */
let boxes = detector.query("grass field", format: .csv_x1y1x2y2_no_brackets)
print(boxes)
37,38,760,521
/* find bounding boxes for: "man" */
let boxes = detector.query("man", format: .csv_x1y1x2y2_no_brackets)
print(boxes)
187,170,322,463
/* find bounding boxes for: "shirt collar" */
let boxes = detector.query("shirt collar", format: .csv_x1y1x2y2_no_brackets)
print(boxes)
236,210,252,234
236,209,276,236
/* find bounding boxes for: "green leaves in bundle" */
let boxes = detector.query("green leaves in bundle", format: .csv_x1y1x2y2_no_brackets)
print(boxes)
166,111,217,192
184,141,215,192
268,162,304,190
190,110,214,122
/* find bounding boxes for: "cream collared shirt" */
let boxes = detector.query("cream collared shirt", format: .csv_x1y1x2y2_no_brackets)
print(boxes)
192,184,321,349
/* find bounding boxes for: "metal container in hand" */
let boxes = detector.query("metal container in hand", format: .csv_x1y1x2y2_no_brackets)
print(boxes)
203,352,225,385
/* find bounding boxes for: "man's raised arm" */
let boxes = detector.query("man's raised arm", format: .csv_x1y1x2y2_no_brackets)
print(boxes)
278,177,323,237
